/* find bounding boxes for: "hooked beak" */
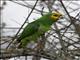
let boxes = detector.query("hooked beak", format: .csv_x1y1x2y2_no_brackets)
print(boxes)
59,15,64,19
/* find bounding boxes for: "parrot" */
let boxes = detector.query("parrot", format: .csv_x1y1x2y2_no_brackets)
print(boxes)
17,12,62,48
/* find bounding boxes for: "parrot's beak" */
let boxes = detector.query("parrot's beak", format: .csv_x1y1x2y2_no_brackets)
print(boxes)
60,16,64,19
58,13,63,18
59,15,64,19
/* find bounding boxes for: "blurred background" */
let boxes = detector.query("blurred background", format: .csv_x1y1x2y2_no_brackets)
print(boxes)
0,0,80,60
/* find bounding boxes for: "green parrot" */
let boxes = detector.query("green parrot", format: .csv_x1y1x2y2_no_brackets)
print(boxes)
17,12,62,48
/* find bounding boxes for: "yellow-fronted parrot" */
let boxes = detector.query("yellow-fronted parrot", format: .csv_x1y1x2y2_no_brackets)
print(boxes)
17,12,62,48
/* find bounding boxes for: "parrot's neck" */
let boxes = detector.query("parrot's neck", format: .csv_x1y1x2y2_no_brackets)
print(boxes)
38,18,55,26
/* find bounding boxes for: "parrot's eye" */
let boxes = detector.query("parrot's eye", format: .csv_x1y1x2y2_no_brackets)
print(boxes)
54,14,58,16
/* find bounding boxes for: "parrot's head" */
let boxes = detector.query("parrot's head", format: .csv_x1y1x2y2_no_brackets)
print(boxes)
50,12,62,21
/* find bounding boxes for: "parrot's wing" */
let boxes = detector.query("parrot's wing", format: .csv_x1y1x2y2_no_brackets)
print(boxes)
17,22,40,42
